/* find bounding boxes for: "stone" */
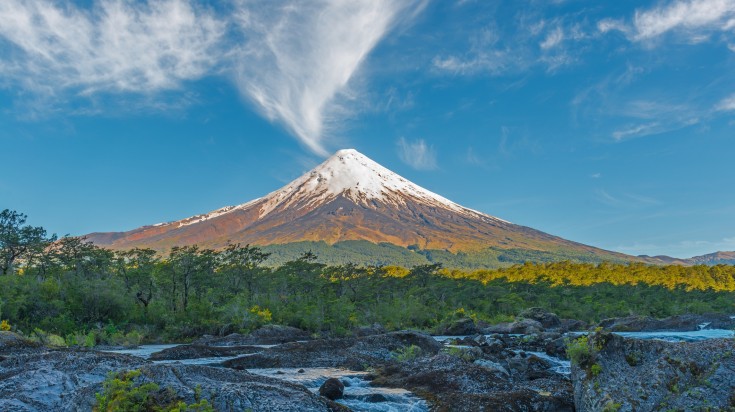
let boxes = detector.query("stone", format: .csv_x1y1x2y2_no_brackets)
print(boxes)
318,378,345,400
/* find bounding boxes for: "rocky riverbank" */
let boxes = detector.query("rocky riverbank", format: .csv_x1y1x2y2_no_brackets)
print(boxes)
2,309,734,411
571,331,735,411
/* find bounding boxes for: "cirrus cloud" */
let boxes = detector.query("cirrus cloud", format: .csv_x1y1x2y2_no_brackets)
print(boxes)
0,0,426,156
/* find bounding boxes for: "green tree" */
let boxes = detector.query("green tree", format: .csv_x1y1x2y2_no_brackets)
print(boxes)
0,209,55,275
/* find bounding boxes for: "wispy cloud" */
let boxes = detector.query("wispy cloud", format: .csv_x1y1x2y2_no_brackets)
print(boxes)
594,189,660,208
612,122,662,141
599,0,735,43
716,93,735,111
232,0,425,156
432,8,595,77
0,0,224,95
0,0,426,156
397,137,437,170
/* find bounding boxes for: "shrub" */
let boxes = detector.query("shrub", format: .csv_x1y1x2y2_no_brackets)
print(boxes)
0,320,10,331
566,335,594,367
94,370,215,412
590,363,602,377
393,344,422,362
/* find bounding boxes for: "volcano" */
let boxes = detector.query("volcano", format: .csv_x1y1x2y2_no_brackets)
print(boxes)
85,149,631,263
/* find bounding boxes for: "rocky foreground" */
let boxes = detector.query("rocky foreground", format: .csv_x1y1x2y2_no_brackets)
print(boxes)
1,310,734,411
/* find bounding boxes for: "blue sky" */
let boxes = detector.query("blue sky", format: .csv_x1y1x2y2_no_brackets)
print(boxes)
2,0,735,258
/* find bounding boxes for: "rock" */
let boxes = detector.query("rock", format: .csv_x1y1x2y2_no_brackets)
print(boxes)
508,354,555,380
597,313,735,332
224,331,442,370
0,347,340,412
437,317,478,336
571,332,735,412
0,349,146,411
519,308,562,329
318,378,345,400
483,318,545,335
509,319,545,334
545,337,568,359
193,325,311,346
372,353,573,411
473,359,510,377
559,318,588,332
149,344,262,361
352,323,386,337
0,331,40,355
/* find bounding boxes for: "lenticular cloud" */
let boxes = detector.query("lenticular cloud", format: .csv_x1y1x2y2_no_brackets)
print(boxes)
0,0,424,155
231,1,423,156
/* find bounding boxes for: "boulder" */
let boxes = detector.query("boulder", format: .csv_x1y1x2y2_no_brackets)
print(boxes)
559,319,588,332
131,364,337,412
483,319,544,335
0,347,340,412
437,317,478,336
193,325,311,346
0,331,40,355
149,344,262,361
519,308,562,330
571,332,735,412
372,353,573,411
597,313,735,332
224,331,442,371
318,377,345,400
352,323,386,337
0,349,146,411
544,337,569,359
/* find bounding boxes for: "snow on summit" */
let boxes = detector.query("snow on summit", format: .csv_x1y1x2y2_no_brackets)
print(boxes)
254,148,506,221
159,149,508,230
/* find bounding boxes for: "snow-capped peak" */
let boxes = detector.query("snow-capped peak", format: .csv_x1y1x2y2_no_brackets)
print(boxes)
166,149,507,229
254,149,507,222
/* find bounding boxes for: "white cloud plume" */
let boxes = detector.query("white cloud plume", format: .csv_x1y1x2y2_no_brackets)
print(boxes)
232,0,424,156
0,0,425,156
0,0,225,94
397,137,437,170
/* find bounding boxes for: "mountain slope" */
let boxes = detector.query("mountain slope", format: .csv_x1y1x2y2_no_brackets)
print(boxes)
85,149,632,263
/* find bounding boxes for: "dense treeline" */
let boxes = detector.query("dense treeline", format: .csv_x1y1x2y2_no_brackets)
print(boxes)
1,209,734,344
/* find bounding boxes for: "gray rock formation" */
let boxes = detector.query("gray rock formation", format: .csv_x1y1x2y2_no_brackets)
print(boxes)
193,324,311,346
0,347,342,411
597,313,735,332
224,330,442,370
372,353,573,411
571,332,735,411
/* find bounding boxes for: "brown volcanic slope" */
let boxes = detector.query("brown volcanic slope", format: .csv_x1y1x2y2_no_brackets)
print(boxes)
85,149,632,261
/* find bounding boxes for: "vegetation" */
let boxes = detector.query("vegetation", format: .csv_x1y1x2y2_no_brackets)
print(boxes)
2,208,735,343
94,370,214,412
393,344,423,362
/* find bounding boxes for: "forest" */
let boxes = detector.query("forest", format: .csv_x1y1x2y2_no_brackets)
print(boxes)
2,209,734,345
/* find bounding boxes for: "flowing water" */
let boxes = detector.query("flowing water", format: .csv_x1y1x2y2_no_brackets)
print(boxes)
248,368,428,412
100,346,428,411
99,328,733,410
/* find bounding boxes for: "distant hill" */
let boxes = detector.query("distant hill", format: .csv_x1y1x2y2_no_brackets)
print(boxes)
84,149,671,268
637,251,735,266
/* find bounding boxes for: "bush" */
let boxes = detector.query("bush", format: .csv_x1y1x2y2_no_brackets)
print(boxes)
0,320,10,331
94,370,215,412
393,344,422,362
567,335,594,367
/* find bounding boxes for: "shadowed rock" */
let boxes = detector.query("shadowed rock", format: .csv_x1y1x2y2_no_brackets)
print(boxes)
224,331,442,371
193,325,311,346
571,332,735,411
